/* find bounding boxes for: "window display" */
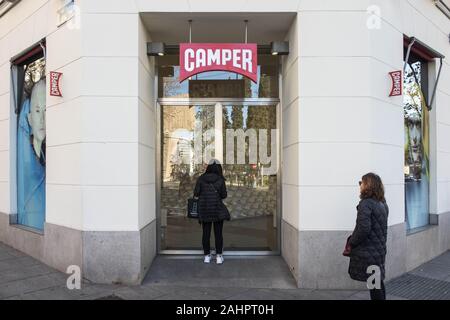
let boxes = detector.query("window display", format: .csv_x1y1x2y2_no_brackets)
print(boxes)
13,49,46,230
403,59,429,230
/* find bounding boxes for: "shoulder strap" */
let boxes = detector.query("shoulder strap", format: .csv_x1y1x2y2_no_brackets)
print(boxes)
209,182,217,193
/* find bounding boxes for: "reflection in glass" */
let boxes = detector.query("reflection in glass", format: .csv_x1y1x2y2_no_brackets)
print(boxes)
161,105,216,250
157,55,279,99
403,61,429,230
160,104,278,251
221,104,277,250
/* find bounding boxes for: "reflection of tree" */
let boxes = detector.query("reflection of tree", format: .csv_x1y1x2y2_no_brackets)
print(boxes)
23,58,46,100
195,106,214,131
191,106,215,176
244,78,252,98
247,105,276,187
259,65,278,98
164,77,183,97
222,108,231,179
403,61,427,180
159,66,188,98
222,105,277,188
404,62,422,119
169,136,192,182
231,106,243,129
227,106,246,186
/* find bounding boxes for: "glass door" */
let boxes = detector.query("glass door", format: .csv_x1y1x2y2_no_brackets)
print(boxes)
160,104,216,251
158,101,280,254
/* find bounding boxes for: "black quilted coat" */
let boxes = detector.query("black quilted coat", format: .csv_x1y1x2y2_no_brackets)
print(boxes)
348,198,389,282
193,173,230,222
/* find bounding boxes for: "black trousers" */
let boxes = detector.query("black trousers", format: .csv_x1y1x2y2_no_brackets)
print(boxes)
370,279,386,300
202,220,223,255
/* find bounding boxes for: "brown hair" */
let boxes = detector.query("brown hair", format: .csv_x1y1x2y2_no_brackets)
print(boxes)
360,172,386,203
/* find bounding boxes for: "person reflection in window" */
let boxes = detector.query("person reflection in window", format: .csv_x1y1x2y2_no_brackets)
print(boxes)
17,79,46,230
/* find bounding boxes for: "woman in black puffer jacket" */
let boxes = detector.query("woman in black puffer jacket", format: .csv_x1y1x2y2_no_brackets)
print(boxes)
348,172,389,300
194,159,230,264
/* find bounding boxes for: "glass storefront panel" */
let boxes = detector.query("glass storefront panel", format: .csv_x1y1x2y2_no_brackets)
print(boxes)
160,104,215,250
160,103,279,252
221,104,278,250
403,60,430,230
157,54,279,99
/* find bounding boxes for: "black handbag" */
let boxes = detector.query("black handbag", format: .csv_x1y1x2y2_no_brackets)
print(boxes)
343,235,352,257
187,197,199,219
221,202,231,221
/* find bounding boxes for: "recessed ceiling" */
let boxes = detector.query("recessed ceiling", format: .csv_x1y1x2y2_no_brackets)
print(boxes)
140,12,296,44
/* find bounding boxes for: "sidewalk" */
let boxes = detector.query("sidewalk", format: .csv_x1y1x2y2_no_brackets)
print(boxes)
1,242,449,300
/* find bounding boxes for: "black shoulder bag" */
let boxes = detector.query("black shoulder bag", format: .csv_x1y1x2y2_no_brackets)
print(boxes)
187,197,199,219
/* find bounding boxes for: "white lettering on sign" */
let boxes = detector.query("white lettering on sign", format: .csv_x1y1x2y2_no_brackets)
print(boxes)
233,49,241,68
207,49,220,65
196,48,206,68
185,48,195,72
242,49,252,73
180,43,258,83
222,49,232,66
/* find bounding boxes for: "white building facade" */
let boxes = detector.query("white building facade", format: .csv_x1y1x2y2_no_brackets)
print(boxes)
0,0,449,289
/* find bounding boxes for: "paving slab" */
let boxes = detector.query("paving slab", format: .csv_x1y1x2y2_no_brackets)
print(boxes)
113,286,168,300
224,288,294,300
145,285,252,300
307,290,359,300
0,264,55,285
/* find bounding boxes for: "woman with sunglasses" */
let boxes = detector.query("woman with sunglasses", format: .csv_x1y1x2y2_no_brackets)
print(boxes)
348,173,389,300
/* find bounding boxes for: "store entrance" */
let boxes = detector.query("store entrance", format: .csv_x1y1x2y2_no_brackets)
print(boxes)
156,53,281,254
158,100,280,254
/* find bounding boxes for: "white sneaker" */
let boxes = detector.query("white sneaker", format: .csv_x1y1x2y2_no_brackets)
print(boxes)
216,254,224,264
203,254,211,264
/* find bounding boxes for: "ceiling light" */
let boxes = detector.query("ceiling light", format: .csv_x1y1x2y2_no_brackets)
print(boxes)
147,42,166,56
270,41,289,56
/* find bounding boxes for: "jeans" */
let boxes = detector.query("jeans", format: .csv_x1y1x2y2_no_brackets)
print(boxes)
202,220,224,255
369,279,386,300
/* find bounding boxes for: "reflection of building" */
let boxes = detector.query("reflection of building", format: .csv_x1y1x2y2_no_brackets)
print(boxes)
404,115,422,171
162,106,195,181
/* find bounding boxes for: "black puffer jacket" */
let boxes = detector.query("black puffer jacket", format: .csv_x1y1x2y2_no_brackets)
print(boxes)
193,173,229,222
348,198,389,282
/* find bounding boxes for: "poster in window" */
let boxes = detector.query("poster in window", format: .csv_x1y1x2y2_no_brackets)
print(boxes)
16,57,46,230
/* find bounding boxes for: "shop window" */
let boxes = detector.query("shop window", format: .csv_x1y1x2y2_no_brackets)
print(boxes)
403,56,429,230
157,54,279,99
10,41,46,230
403,36,444,231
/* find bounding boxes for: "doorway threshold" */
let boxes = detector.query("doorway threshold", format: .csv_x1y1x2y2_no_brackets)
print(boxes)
159,250,280,256
144,255,296,289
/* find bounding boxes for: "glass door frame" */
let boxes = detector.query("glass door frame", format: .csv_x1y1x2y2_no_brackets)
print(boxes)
156,98,282,256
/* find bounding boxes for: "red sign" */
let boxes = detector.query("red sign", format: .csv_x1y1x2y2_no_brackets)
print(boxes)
389,70,402,96
49,71,62,97
179,43,258,83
